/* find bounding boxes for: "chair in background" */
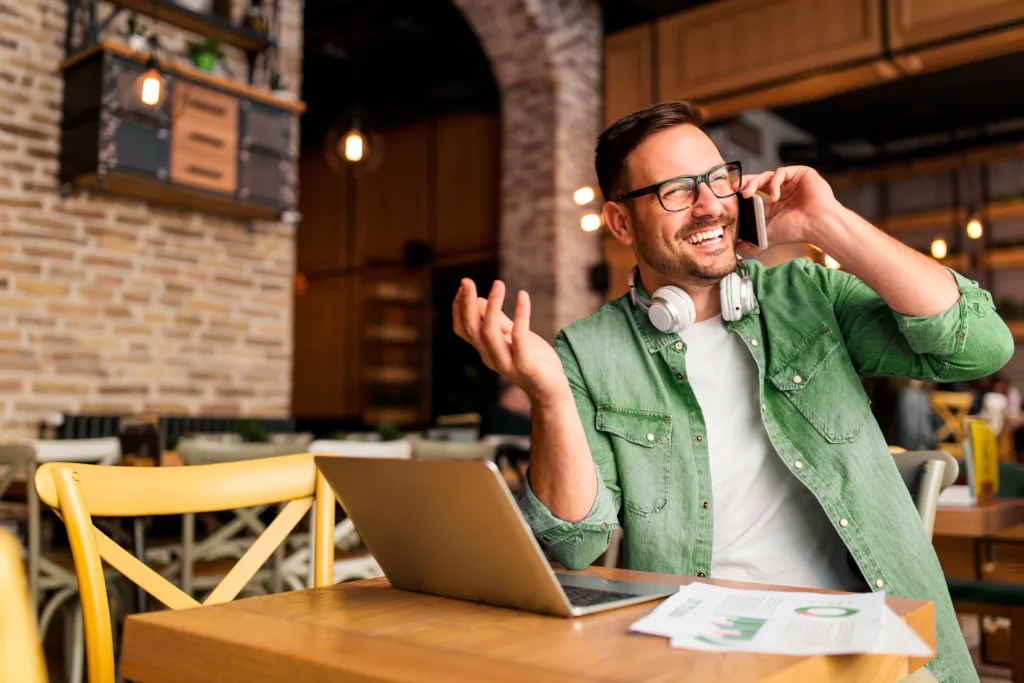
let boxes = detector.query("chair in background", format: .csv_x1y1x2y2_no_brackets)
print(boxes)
891,450,959,540
0,529,48,683
408,436,495,462
34,453,336,683
929,391,974,458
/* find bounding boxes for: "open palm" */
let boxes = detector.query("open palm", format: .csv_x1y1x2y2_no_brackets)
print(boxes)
452,279,569,405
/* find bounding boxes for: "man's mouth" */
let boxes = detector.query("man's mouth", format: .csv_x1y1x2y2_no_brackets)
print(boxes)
683,226,725,249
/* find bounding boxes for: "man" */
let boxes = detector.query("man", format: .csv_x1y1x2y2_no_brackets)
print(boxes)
453,102,1014,682
479,378,532,438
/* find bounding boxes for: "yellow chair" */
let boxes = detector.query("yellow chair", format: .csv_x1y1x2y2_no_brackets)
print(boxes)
34,453,336,683
0,529,48,683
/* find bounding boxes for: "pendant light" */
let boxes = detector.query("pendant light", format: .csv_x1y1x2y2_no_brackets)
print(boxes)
133,35,167,108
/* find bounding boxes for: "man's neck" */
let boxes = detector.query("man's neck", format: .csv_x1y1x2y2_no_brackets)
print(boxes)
636,263,722,322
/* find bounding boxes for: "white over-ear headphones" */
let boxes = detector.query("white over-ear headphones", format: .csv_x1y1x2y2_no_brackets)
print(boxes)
628,262,756,334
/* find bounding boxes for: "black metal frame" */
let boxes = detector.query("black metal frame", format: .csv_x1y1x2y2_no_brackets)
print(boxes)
63,0,280,84
613,161,744,212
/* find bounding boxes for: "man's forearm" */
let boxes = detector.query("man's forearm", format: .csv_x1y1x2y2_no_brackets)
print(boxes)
528,391,598,523
812,204,961,317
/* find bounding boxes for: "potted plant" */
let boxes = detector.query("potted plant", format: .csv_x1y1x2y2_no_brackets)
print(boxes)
126,13,148,52
187,37,223,73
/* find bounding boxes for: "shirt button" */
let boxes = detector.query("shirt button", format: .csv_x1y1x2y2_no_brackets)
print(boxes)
695,434,704,443
794,461,803,469
750,339,758,346
674,342,683,350
600,522,608,531
761,403,766,411
702,501,709,509
792,375,802,384
955,330,965,339
697,572,706,578
875,579,885,589
676,372,684,380
646,433,655,442
839,518,849,527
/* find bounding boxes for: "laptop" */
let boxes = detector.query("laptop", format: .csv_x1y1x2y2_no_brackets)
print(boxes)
315,455,676,617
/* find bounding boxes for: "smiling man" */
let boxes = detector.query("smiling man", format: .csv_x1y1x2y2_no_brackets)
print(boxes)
452,102,1014,682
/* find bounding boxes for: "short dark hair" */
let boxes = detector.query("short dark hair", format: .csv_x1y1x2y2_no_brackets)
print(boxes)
595,101,704,201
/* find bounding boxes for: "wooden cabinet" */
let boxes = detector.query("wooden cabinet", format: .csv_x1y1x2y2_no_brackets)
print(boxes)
656,0,883,103
887,0,1024,50
59,43,302,221
604,25,655,128
433,112,499,260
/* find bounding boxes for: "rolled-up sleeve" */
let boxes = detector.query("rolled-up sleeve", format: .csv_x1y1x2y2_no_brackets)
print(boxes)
516,332,621,570
811,262,1014,382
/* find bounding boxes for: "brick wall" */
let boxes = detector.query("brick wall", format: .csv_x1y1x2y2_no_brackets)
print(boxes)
0,0,303,438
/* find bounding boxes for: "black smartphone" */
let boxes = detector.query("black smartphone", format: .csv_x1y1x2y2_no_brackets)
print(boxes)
737,193,768,250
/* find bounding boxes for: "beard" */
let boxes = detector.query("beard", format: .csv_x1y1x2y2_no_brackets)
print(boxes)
633,212,739,286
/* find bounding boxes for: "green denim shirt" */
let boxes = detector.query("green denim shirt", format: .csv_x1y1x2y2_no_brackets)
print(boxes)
520,258,1015,683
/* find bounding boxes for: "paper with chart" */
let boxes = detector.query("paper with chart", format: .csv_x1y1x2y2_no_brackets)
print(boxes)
630,582,932,657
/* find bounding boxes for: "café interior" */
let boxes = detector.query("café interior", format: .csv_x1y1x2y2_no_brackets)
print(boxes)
2,0,1024,681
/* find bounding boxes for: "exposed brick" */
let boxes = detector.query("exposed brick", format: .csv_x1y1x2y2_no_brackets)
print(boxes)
0,259,41,275
79,286,114,300
33,381,90,395
47,302,99,317
22,245,73,260
198,402,242,415
80,402,135,414
113,324,150,335
16,313,56,327
0,378,22,391
0,197,43,209
82,255,133,270
160,385,203,397
0,121,47,140
98,384,149,396
16,279,68,295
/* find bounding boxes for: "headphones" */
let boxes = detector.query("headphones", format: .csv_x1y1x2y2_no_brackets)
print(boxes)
628,262,756,334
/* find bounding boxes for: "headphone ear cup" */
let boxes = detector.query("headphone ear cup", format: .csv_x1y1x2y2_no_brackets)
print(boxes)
649,286,696,333
720,272,744,322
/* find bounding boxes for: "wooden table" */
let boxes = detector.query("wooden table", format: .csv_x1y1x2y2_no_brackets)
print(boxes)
122,566,935,683
934,499,1024,538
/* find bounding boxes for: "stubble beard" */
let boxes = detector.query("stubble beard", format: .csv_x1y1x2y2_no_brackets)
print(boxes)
633,212,739,286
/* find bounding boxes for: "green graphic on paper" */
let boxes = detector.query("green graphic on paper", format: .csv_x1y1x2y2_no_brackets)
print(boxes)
793,605,860,618
694,616,767,647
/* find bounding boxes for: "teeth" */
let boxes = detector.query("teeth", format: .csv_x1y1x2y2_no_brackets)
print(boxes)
686,227,724,244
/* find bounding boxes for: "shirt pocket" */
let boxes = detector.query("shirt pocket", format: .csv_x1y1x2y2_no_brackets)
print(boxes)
769,326,870,444
596,406,673,517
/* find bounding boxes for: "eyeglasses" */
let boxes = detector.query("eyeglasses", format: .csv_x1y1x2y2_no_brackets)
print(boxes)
613,161,743,212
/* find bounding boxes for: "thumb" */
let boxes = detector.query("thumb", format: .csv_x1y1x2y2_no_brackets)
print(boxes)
735,241,763,261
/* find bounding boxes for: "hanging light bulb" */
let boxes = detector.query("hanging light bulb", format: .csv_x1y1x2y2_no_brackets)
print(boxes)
930,238,948,259
573,186,596,206
133,59,166,108
823,255,840,269
342,129,366,162
966,213,983,240
580,213,602,232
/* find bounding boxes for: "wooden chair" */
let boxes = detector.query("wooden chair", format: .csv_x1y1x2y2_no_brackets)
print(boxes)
34,453,336,683
891,450,959,540
0,529,48,683
929,391,974,458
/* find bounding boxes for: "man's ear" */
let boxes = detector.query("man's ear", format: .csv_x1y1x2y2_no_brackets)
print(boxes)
602,201,633,246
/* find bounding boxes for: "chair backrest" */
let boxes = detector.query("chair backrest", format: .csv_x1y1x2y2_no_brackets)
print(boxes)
929,391,974,444
0,529,48,683
176,436,313,465
408,436,495,461
309,439,412,458
892,450,960,539
0,444,35,500
31,437,121,465
34,453,335,683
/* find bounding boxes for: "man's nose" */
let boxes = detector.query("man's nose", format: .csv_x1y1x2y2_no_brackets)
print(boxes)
690,181,726,216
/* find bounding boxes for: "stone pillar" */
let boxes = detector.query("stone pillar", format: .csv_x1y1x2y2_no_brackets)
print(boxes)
451,0,603,341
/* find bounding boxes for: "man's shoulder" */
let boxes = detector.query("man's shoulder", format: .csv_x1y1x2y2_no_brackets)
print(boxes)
558,295,634,343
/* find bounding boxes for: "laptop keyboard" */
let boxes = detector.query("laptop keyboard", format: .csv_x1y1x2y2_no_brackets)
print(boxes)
562,585,638,607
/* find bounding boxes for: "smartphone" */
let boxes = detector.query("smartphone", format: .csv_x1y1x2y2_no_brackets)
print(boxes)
737,192,769,251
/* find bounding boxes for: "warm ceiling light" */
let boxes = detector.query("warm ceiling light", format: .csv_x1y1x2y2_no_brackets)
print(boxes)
930,238,948,259
573,186,596,206
342,129,366,162
966,215,983,240
134,65,166,107
580,213,602,232
823,255,840,269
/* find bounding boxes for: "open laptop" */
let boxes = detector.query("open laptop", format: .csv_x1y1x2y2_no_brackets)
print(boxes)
315,456,676,617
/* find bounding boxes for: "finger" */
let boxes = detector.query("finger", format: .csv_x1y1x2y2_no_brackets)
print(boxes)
768,168,790,203
452,284,467,340
481,280,513,372
459,278,482,342
511,290,531,353
475,297,514,334
742,171,774,198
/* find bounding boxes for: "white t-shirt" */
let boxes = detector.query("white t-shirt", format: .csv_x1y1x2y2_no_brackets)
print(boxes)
679,314,862,591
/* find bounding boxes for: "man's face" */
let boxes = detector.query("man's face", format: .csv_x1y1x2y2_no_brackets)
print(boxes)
621,124,739,286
